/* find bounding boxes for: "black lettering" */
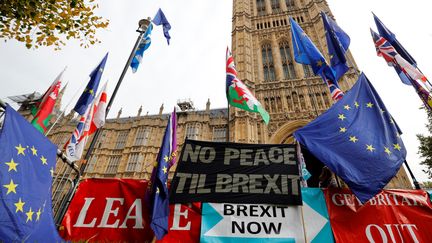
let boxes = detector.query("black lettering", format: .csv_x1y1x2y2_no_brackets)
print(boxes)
232,221,244,234
249,205,259,217
259,205,271,217
237,205,247,217
262,222,282,234
247,222,261,234
224,204,234,216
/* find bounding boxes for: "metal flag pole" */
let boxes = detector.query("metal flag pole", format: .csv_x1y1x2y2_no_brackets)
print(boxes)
403,160,421,189
227,101,230,142
54,17,153,224
79,17,152,175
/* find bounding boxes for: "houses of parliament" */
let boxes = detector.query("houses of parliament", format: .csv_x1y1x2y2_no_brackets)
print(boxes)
14,0,411,189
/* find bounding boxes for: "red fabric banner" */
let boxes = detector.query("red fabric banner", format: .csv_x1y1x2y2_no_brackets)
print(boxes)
60,178,201,242
325,188,432,242
158,202,202,243
60,178,154,242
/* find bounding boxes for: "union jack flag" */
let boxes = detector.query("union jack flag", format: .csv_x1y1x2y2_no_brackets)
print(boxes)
371,29,397,66
327,79,344,101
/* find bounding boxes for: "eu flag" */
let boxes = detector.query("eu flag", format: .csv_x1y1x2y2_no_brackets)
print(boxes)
153,8,171,45
294,73,406,203
290,17,343,100
321,12,350,81
73,53,108,115
0,105,62,241
130,24,153,73
147,109,177,240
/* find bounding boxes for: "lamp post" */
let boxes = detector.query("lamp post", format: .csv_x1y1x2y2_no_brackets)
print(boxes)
55,18,152,225
79,17,152,175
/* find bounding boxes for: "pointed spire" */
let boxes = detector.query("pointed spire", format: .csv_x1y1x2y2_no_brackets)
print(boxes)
159,103,164,115
206,98,211,112
117,108,122,119
138,105,143,117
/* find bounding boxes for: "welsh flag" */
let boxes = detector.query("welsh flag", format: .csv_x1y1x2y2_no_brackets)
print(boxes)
31,69,65,133
226,48,270,124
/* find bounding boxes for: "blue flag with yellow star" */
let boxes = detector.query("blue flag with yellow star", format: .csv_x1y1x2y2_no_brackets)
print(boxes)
0,105,62,241
73,53,108,115
321,11,350,81
294,73,406,203
147,109,177,240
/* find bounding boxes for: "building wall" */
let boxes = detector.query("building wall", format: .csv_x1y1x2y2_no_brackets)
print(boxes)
42,0,412,189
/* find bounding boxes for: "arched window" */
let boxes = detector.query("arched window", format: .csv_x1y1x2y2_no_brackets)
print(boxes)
279,41,296,79
303,64,314,78
271,0,281,13
262,43,276,81
286,0,295,9
257,0,266,16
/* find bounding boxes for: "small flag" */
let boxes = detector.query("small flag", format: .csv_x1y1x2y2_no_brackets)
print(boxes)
73,53,108,115
131,24,153,73
226,47,270,124
321,12,350,81
294,73,407,203
371,29,432,111
0,105,62,241
153,8,171,45
65,107,91,162
89,82,108,134
147,108,177,240
290,17,344,101
373,13,416,66
31,68,64,133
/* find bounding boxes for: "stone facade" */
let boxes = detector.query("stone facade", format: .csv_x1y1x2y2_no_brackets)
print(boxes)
20,0,411,189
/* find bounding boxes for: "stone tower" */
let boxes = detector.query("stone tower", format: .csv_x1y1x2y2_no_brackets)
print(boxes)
230,0,411,188
230,0,359,144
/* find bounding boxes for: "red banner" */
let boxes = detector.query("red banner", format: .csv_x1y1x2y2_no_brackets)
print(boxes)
60,178,201,242
325,188,432,242
60,178,154,242
158,202,201,243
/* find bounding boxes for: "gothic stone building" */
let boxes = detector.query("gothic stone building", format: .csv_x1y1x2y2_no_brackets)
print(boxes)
23,0,411,189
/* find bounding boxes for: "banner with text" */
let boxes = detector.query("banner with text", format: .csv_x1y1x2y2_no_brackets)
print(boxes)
170,140,301,205
60,179,201,242
200,203,305,242
325,188,432,242
158,202,202,243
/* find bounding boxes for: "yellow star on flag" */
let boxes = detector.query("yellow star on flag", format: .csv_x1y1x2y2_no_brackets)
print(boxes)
3,179,18,194
343,105,351,110
338,114,346,121
89,89,94,95
36,208,42,221
156,187,160,194
354,101,359,108
14,198,25,213
162,166,168,174
366,144,375,152
26,208,34,222
393,143,401,151
5,159,18,172
366,102,374,108
339,127,347,133
40,156,48,165
15,144,26,155
316,60,323,67
349,136,358,143
164,155,169,162
31,146,38,156
384,147,392,155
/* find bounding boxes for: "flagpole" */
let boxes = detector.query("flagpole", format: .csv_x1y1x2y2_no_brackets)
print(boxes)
227,101,230,142
78,18,152,175
404,160,421,189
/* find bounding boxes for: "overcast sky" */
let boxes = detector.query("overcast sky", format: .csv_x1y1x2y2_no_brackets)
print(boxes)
0,0,431,182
